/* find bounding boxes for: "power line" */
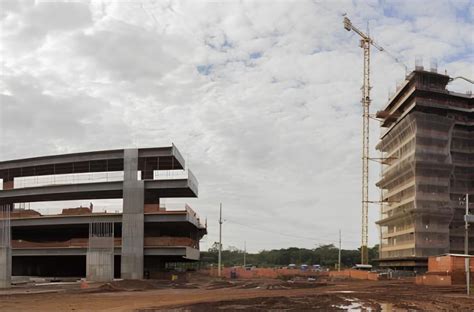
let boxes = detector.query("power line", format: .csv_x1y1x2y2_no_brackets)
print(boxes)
225,218,361,245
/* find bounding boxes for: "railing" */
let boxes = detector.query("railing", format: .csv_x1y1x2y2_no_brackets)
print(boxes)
11,204,122,216
153,169,190,180
11,169,198,189
157,202,205,228
13,172,124,189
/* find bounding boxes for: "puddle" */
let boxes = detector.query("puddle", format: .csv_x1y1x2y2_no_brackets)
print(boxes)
332,298,365,311
379,303,408,312
333,298,409,311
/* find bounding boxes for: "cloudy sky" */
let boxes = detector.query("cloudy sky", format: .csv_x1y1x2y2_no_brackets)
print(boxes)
1,0,473,252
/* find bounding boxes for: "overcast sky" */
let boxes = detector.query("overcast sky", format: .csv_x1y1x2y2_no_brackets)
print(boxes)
1,0,473,252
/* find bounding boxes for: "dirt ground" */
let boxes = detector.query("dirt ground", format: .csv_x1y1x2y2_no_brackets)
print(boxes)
0,274,473,311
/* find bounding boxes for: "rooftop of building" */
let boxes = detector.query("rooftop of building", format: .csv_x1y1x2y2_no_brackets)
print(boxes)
0,145,185,181
375,69,473,132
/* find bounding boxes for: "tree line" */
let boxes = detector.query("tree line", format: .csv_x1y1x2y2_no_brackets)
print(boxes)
201,243,379,268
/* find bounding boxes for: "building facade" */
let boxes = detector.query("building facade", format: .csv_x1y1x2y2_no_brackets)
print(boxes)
0,146,206,283
376,69,473,269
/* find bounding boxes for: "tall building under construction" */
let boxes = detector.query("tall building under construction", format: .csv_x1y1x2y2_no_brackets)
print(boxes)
376,69,473,269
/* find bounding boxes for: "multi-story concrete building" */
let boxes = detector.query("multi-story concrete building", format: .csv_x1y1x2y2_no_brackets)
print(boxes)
0,146,206,284
376,69,473,269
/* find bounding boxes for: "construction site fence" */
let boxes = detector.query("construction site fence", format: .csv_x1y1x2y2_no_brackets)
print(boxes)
329,270,380,281
207,267,330,279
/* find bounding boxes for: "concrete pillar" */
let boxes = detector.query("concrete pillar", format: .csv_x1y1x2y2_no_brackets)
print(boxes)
0,247,11,288
87,250,114,282
0,204,11,288
87,222,114,282
121,149,145,280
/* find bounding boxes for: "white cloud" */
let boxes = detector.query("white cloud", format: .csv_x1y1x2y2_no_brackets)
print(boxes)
0,0,472,252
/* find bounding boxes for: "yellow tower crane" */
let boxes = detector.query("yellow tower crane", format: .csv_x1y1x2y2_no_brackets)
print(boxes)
343,15,406,265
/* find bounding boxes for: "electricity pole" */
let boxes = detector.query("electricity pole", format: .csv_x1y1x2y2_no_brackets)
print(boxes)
243,241,246,267
338,229,342,272
465,194,470,295
218,203,223,277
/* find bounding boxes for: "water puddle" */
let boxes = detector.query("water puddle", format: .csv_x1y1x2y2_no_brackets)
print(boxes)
332,298,409,311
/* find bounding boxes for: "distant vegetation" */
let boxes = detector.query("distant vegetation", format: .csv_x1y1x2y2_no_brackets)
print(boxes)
201,244,379,268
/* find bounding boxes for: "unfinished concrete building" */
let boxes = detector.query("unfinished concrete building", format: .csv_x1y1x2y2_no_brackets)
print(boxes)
0,146,206,284
376,69,473,269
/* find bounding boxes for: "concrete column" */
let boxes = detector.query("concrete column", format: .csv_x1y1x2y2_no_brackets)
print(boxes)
121,149,145,280
0,247,11,288
87,250,114,282
87,222,114,282
0,204,11,288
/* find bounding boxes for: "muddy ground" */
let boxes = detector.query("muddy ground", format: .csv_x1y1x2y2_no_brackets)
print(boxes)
0,274,473,311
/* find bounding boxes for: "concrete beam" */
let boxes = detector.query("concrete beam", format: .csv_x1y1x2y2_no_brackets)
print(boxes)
11,213,194,227
11,247,197,257
0,146,185,180
0,150,125,171
0,181,123,204
0,178,197,204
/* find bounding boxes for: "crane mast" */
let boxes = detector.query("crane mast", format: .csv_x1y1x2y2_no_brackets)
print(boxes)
344,16,372,265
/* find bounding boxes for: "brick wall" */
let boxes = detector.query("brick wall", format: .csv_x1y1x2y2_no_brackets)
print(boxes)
329,269,379,280
3,180,13,190
209,267,329,279
416,255,474,286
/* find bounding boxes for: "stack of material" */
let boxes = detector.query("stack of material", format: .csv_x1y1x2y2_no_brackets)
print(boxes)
144,236,196,248
416,254,474,286
11,209,41,218
144,204,166,213
61,207,92,215
3,181,13,190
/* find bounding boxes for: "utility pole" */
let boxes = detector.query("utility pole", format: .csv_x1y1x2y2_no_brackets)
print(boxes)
218,203,223,277
338,229,342,272
243,241,246,267
465,194,470,295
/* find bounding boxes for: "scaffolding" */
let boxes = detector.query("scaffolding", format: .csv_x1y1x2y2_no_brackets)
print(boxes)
377,70,473,266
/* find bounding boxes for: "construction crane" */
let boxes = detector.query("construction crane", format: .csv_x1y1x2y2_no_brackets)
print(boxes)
449,76,474,84
342,15,401,265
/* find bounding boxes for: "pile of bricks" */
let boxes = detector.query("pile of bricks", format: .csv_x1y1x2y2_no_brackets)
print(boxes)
61,207,92,215
416,254,474,286
11,209,42,218
144,236,196,247
144,204,166,213
2,181,13,190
